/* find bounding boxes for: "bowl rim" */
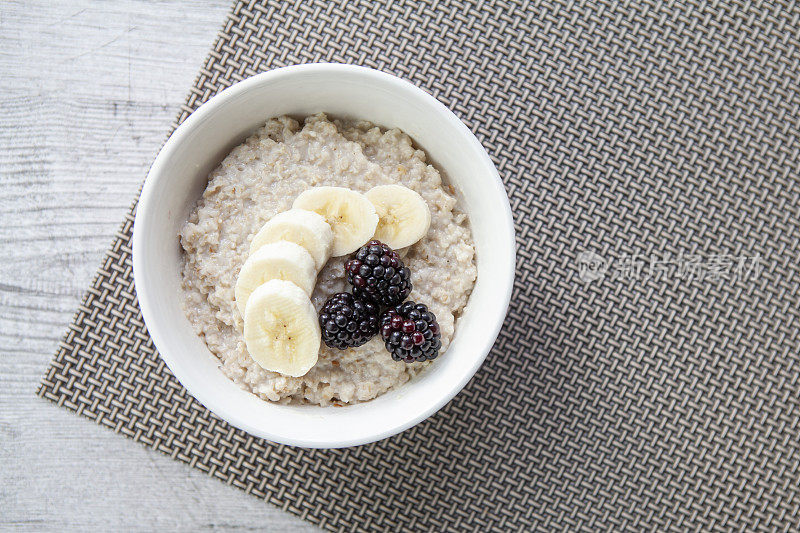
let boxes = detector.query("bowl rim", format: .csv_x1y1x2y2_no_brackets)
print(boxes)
132,63,516,448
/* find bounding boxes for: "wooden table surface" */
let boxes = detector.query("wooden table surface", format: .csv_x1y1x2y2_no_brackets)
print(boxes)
0,2,318,530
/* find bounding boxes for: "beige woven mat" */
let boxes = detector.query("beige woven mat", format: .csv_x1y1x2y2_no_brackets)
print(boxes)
40,1,800,531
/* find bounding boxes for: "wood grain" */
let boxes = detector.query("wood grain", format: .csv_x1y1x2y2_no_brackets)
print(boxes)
0,1,318,530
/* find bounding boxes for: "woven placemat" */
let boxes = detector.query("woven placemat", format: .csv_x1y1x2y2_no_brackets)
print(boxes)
40,0,800,531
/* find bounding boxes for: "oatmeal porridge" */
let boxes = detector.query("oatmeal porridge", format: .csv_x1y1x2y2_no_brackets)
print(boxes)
179,113,476,406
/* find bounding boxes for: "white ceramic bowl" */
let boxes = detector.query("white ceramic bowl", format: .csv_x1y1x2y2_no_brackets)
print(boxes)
133,64,515,448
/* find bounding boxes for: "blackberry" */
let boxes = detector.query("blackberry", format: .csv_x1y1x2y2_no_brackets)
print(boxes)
319,293,380,349
380,301,441,363
345,240,412,307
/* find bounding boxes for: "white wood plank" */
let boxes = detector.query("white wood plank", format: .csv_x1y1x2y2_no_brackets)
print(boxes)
0,1,319,530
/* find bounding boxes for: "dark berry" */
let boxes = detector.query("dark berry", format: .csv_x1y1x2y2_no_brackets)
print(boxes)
345,240,411,306
379,301,442,363
319,293,379,349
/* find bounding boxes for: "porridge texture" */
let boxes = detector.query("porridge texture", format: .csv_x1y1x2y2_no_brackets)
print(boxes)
180,114,476,405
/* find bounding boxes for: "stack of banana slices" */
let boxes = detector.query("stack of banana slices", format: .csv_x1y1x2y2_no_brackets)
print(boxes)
235,185,431,377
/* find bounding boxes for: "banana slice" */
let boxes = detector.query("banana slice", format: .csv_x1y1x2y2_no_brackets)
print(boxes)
250,209,333,270
366,185,431,249
292,186,378,256
235,241,316,316
243,279,320,377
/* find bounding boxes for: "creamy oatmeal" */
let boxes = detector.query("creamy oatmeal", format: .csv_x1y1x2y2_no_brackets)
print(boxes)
180,114,476,406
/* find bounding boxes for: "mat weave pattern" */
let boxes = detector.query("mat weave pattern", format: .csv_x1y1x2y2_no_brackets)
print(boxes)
40,1,800,531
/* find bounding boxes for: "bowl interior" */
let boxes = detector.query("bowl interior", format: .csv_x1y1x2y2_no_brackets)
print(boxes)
134,65,515,448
